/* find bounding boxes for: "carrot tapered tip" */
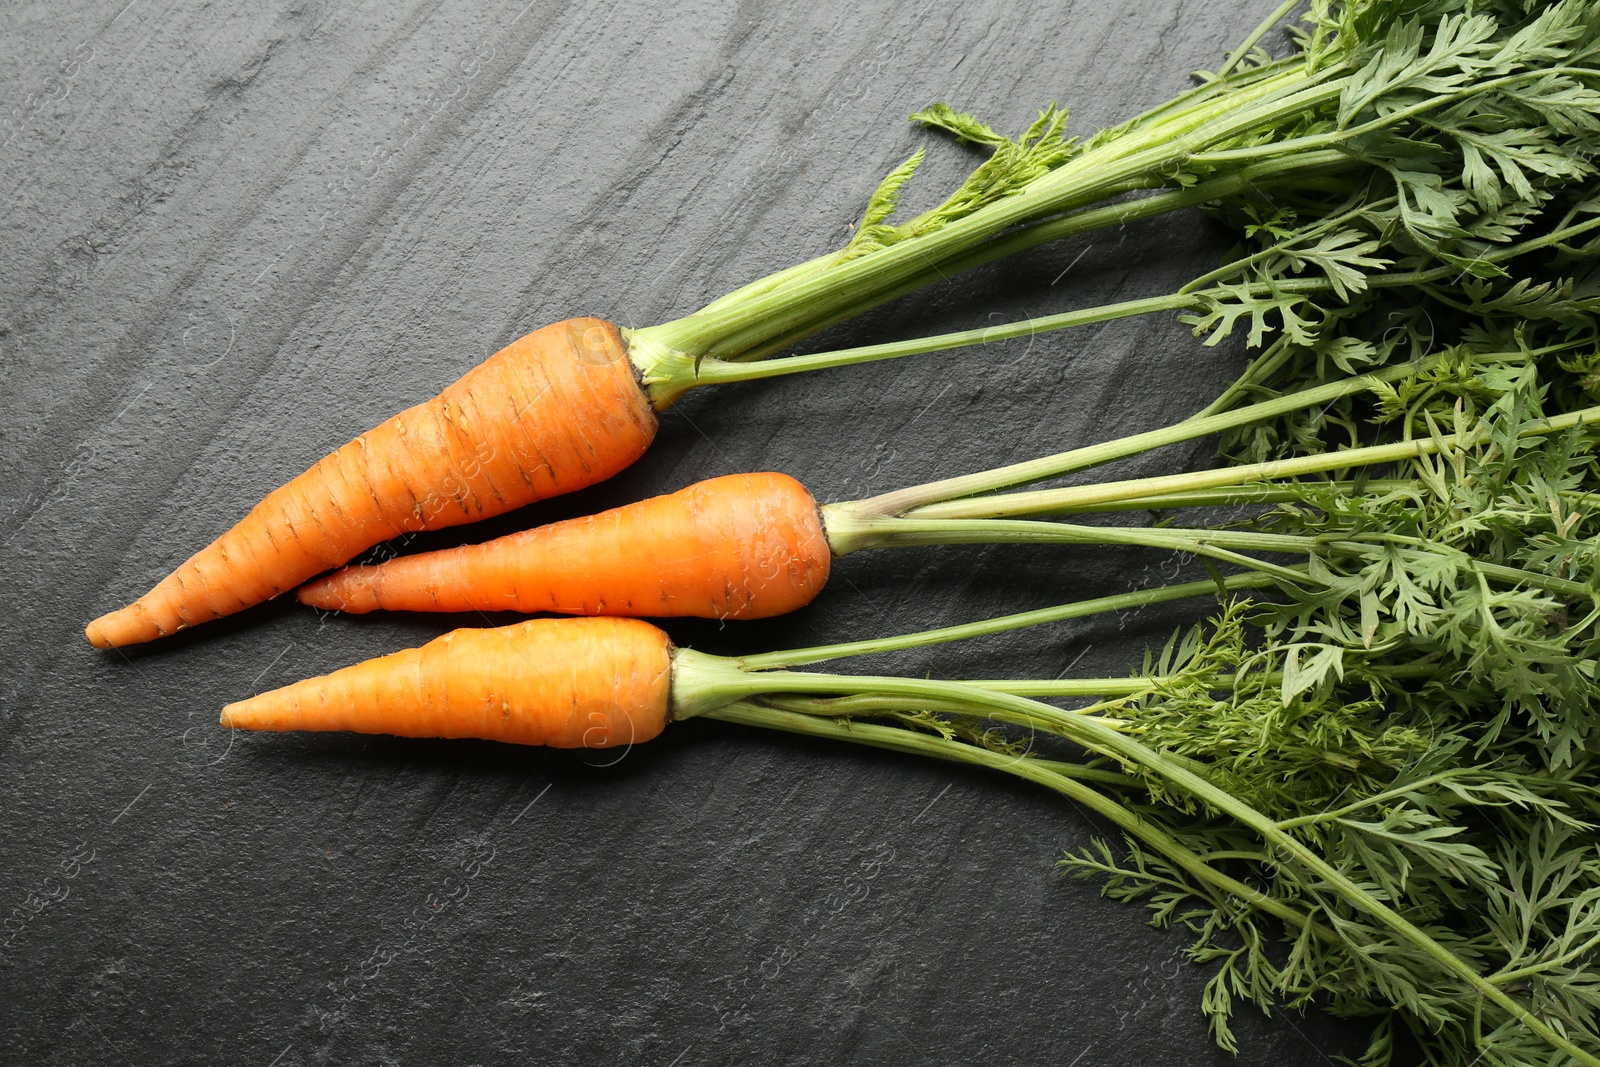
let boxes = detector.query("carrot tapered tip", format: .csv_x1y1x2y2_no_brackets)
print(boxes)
220,693,296,731
85,605,173,649
219,701,249,728
220,687,309,732
85,617,112,649
294,570,382,613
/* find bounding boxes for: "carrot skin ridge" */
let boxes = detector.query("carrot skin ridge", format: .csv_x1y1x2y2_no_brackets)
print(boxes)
86,319,656,649
294,472,833,622
219,616,672,748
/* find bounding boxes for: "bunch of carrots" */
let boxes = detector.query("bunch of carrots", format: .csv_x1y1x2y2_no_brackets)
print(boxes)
90,1,1600,1063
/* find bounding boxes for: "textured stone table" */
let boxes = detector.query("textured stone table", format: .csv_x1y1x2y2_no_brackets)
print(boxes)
3,2,1368,1063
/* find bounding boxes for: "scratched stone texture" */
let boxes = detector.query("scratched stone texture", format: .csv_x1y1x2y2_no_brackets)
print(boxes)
1,2,1371,1064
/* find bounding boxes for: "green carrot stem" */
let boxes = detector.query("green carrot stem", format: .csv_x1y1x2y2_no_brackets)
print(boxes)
1272,760,1551,833
662,150,1600,404
835,357,1441,520
687,681,1597,1064
826,514,1594,599
1019,479,1414,514
1212,0,1302,80
683,294,1197,388
1489,928,1600,987
634,147,1356,405
969,662,1440,696
907,436,1449,520
1189,65,1600,168
711,167,1261,364
736,571,1276,671
706,196,1600,416
1194,336,1299,420
686,173,1587,400
838,383,1600,527
824,514,1326,588
753,692,1134,742
640,67,1343,364
704,700,1321,935
827,514,1320,558
1096,474,1600,516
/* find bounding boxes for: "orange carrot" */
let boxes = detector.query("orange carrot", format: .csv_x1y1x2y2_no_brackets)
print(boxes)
219,616,672,748
86,318,657,649
295,472,832,621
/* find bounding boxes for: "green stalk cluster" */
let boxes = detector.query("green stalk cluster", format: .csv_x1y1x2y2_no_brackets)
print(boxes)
658,3,1600,1064
630,0,1600,417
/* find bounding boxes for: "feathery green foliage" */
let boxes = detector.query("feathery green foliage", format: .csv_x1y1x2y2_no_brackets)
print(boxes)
838,106,1077,261
677,2,1600,1063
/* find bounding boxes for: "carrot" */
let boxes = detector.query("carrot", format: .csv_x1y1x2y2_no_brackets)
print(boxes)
295,472,831,621
219,616,672,748
85,318,657,649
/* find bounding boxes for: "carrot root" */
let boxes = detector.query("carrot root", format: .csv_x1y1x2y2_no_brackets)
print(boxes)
219,616,673,748
294,472,833,621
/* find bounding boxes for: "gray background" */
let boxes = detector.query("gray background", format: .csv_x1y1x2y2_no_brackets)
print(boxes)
3,1,1369,1063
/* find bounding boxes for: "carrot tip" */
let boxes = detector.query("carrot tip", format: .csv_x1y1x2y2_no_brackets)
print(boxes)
295,571,379,613
85,610,132,649
85,605,176,649
85,619,111,649
292,581,333,609
221,695,291,732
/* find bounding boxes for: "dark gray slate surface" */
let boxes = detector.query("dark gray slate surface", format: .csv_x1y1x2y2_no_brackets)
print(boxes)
2,2,1371,1064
